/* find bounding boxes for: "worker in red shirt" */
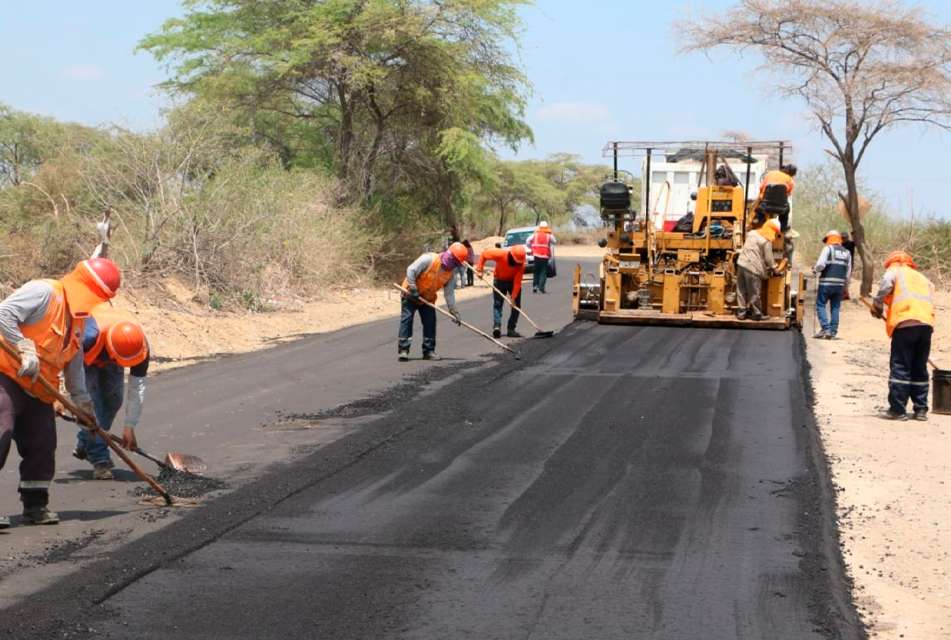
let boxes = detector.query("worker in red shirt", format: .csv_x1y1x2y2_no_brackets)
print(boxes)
476,245,527,338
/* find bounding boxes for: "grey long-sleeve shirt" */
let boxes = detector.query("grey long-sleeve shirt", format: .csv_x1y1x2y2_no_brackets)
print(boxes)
0,280,91,404
405,254,457,312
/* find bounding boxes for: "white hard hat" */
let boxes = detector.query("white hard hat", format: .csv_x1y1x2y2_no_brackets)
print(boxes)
539,220,549,227
826,229,840,238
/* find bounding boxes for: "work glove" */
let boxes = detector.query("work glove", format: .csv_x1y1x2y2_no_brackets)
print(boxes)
15,339,40,382
76,401,99,430
870,307,884,319
408,287,420,299
451,310,462,325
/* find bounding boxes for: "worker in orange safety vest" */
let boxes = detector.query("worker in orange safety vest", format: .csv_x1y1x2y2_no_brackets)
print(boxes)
0,258,121,528
871,250,936,421
398,243,468,362
476,244,527,338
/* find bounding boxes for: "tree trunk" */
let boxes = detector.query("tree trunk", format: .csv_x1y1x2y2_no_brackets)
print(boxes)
840,160,874,296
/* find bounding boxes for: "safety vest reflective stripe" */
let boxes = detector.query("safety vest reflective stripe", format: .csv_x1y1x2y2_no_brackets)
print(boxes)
885,266,935,337
402,254,453,304
19,480,51,489
889,378,929,385
530,231,552,259
819,246,850,285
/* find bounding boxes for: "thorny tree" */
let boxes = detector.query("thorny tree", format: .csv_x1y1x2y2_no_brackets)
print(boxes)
677,0,951,295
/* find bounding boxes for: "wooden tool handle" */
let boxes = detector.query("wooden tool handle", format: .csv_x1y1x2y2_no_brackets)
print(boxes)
463,263,545,334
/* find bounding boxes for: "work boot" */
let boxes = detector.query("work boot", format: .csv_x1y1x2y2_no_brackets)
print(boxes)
398,348,409,362
532,288,537,293
913,409,928,421
735,309,748,320
422,352,442,361
93,462,114,480
813,329,830,339
506,330,522,338
72,446,87,461
492,327,502,339
879,410,908,421
22,506,59,525
0,515,10,530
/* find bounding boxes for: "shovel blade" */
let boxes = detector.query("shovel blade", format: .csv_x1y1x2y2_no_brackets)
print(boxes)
165,453,207,476
533,331,555,339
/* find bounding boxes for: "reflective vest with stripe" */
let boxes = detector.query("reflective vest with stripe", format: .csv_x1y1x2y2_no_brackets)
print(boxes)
529,230,553,259
0,280,84,403
818,245,851,287
402,254,454,304
83,303,149,367
885,266,935,337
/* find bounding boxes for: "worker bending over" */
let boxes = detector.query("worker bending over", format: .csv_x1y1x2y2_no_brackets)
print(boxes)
72,303,149,480
476,245,527,338
735,219,780,321
871,250,935,421
398,243,468,362
0,259,121,527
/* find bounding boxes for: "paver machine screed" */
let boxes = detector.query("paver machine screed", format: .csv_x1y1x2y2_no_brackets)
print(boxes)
573,141,805,329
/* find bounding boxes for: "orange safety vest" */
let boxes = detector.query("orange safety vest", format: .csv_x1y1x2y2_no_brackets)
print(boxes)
528,229,553,259
83,303,149,367
885,266,935,337
402,254,454,304
759,170,795,197
0,280,85,403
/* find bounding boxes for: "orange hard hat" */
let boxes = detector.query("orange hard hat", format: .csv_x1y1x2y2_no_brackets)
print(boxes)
885,250,915,270
84,258,121,299
449,242,468,264
105,320,147,367
760,218,782,240
510,244,527,264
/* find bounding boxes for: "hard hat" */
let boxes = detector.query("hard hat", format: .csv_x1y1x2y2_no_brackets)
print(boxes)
105,320,147,367
885,250,915,270
759,218,782,240
824,230,842,245
83,258,121,299
538,220,549,228
448,242,468,264
510,244,527,264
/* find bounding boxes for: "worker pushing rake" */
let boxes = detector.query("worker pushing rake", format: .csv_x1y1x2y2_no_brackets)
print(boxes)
470,244,554,340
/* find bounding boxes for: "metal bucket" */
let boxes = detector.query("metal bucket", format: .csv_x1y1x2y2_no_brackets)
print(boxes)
932,369,951,414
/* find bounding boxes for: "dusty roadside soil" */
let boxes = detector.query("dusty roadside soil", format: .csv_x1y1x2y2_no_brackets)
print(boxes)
807,283,951,640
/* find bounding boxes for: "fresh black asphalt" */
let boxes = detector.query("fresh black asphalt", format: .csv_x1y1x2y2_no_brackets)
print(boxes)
0,314,863,638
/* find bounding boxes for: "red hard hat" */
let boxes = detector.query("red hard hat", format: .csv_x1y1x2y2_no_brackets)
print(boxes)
84,258,121,299
449,242,468,264
105,320,147,367
510,244,527,264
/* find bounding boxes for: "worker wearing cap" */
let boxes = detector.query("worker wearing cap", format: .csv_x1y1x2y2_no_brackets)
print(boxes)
398,242,467,362
527,221,556,294
735,218,780,321
812,230,852,339
72,303,149,480
871,251,935,421
476,245,527,338
0,258,121,528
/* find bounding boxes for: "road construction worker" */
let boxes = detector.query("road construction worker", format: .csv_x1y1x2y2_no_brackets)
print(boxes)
735,218,779,321
71,303,149,480
476,244,527,338
398,242,467,362
758,164,797,232
0,258,121,528
812,230,852,339
871,250,935,421
527,221,556,294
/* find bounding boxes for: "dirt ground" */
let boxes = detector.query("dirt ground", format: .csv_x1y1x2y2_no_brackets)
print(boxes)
100,244,949,638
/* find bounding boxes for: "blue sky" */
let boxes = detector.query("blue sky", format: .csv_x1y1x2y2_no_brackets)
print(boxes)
2,0,950,217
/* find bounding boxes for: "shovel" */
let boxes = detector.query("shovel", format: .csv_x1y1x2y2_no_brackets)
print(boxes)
465,263,554,338
858,296,941,369
59,414,206,475
0,339,200,507
391,283,518,356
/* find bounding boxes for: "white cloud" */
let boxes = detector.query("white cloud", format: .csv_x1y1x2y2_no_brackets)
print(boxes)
61,66,108,82
534,102,609,123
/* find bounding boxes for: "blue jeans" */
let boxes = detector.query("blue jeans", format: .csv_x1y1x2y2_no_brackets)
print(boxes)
888,325,932,414
455,265,467,288
815,284,844,335
533,258,549,292
76,363,124,465
398,297,436,354
492,280,521,330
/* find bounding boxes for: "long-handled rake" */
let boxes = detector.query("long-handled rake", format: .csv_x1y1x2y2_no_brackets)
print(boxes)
392,283,518,357
465,263,554,338
0,339,201,507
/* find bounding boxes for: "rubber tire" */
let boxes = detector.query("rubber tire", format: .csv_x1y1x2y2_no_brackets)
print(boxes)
547,259,557,278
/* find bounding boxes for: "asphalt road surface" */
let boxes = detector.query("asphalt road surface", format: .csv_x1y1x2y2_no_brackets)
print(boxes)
0,260,862,639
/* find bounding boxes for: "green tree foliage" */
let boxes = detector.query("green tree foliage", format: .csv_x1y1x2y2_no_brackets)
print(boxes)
139,0,534,233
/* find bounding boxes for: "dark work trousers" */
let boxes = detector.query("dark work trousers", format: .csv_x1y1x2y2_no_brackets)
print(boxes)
493,280,521,331
76,363,124,465
398,297,437,355
888,324,933,415
0,373,56,509
533,258,550,293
